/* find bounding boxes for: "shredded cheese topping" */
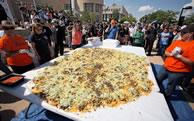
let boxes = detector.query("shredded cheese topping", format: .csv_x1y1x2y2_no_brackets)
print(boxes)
31,48,152,113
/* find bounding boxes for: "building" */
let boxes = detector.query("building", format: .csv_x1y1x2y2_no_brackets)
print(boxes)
63,0,104,22
28,0,104,22
5,0,104,23
103,3,128,22
76,0,104,22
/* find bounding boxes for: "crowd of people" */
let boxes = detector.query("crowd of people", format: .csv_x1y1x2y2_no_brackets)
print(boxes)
0,3,193,98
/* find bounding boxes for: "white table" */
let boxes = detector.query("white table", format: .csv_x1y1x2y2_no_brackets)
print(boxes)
0,45,174,121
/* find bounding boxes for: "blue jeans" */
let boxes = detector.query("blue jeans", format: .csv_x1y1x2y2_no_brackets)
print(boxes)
68,35,72,49
158,45,168,56
156,66,187,96
182,67,194,87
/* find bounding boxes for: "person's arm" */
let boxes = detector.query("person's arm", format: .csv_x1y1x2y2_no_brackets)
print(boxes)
115,28,119,40
50,34,54,43
178,56,194,66
161,33,167,38
48,44,54,58
115,33,119,40
2,49,19,57
134,32,139,39
165,50,194,66
31,42,40,60
72,30,76,40
66,27,70,33
141,33,145,46
165,51,173,57
105,26,110,33
89,31,93,37
142,33,144,39
48,28,54,43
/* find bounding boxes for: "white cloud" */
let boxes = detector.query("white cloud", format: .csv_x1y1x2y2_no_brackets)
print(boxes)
118,0,122,1
138,5,153,12
183,0,194,16
126,5,131,12
154,8,161,12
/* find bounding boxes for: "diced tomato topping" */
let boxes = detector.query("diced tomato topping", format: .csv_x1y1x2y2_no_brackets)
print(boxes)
2,76,23,84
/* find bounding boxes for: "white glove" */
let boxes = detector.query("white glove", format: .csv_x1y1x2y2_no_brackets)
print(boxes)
26,51,34,57
172,47,182,56
19,49,34,57
174,53,182,59
174,54,182,59
19,49,28,53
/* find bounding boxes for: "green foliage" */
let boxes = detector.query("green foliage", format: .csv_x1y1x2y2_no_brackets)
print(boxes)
64,10,72,17
111,9,119,21
89,12,96,22
120,14,137,23
140,10,178,24
80,10,96,23
184,13,194,24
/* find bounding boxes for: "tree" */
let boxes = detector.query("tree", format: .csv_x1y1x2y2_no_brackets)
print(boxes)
89,12,96,23
120,14,137,23
111,9,119,21
140,10,178,24
184,13,194,24
64,10,72,17
80,10,96,23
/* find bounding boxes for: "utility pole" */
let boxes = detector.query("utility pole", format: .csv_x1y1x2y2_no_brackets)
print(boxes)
178,6,192,26
32,0,37,11
70,0,72,16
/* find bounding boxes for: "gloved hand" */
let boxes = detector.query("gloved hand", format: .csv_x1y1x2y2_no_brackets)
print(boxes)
171,47,182,56
19,49,34,57
19,49,28,53
174,53,182,59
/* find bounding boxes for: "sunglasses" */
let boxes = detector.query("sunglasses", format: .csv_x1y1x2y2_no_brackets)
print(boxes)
4,27,15,30
36,28,42,31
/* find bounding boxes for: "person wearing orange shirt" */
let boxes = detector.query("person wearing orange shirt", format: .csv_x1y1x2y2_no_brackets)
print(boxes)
72,23,82,49
156,24,194,97
0,20,34,74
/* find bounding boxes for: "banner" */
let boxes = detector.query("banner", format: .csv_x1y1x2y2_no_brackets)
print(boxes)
0,0,15,23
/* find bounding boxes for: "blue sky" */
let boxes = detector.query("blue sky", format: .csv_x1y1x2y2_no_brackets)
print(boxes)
104,0,194,20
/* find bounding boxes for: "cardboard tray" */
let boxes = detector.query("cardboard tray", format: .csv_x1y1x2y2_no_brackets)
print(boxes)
0,73,25,87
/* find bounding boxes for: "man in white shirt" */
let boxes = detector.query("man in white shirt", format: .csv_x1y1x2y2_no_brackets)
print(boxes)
128,24,135,45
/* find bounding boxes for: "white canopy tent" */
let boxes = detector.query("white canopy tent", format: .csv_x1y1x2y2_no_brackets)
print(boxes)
0,0,15,23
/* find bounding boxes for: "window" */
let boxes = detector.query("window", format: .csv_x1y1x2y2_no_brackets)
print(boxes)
64,4,70,10
96,15,100,22
85,3,93,12
96,4,101,12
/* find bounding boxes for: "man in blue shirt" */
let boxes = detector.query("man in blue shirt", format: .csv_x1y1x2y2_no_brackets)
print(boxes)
105,20,119,40
158,28,171,56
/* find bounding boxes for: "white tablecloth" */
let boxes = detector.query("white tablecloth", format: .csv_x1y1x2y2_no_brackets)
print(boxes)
0,45,173,121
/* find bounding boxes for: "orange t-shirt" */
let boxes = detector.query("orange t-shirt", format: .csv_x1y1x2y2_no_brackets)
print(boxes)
0,35,33,66
72,30,82,45
164,40,194,72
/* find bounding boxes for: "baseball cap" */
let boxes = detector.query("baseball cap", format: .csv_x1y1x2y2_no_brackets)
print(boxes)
51,19,58,24
111,19,116,24
181,24,194,33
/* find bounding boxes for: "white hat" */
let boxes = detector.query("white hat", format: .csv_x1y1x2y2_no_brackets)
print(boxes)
180,25,187,30
51,19,58,23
